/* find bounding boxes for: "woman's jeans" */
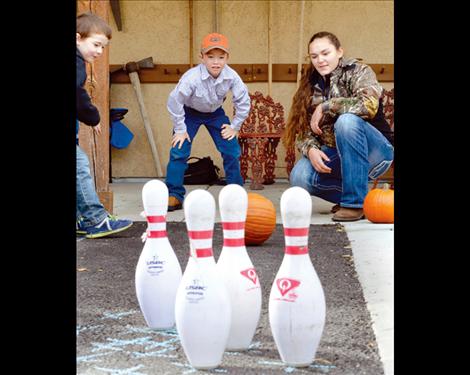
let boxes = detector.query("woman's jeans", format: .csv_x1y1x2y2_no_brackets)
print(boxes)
289,113,394,208
76,145,108,226
165,106,244,203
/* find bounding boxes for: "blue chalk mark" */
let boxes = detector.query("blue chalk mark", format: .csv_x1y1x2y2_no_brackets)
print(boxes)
101,310,138,320
124,326,153,334
258,360,284,366
144,337,179,351
258,359,336,371
131,345,178,358
214,369,228,373
248,341,261,349
91,336,153,352
126,325,178,336
124,325,163,335
310,363,337,370
171,362,197,374
154,328,179,336
77,324,103,336
93,364,146,374
76,351,116,363
133,351,178,359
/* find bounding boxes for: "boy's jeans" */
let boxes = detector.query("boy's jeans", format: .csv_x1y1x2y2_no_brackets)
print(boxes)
165,106,244,202
289,113,394,208
76,145,108,226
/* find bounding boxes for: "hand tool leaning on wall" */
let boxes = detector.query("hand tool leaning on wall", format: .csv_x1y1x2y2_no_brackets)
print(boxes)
112,57,163,177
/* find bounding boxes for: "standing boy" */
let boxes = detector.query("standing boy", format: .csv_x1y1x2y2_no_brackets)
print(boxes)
76,12,133,238
166,33,250,211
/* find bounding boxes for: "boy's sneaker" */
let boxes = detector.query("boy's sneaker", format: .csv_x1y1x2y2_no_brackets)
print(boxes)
76,218,87,235
85,215,133,239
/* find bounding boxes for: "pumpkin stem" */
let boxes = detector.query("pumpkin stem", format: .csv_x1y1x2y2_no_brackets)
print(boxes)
383,183,390,190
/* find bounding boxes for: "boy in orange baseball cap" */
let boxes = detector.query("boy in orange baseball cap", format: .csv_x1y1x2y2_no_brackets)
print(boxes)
165,33,250,211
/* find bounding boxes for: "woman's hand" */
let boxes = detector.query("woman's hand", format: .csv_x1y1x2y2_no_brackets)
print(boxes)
172,132,191,149
308,147,332,173
310,105,323,135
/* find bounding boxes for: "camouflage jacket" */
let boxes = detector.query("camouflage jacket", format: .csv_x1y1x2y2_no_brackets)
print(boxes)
296,57,386,156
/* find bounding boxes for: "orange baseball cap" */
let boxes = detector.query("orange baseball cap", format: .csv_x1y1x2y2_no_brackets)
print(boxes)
201,33,229,54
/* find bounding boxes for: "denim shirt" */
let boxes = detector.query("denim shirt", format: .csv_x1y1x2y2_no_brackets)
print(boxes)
167,64,250,134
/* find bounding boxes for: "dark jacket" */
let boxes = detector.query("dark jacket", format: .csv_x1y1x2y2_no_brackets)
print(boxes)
77,49,100,127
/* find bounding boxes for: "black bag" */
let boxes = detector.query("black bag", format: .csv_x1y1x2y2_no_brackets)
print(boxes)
184,156,222,185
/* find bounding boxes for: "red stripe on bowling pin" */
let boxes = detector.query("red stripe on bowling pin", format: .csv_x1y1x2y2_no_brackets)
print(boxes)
283,226,309,253
188,230,214,258
147,230,168,238
285,245,308,255
195,248,213,257
188,230,213,239
222,222,245,230
222,221,245,247
145,215,167,238
223,238,245,247
146,215,166,223
284,227,309,236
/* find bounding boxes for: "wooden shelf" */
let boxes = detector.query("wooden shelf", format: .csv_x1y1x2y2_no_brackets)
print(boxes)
110,63,394,83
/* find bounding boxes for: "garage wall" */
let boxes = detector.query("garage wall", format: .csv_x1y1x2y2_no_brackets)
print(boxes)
108,0,393,178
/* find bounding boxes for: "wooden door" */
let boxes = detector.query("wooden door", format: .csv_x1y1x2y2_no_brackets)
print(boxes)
77,0,112,213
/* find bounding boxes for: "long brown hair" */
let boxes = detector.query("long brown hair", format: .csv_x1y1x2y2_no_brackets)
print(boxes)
283,32,341,148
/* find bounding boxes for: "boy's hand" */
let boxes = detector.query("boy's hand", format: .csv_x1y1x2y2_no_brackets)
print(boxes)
172,132,191,149
93,123,102,135
221,124,238,140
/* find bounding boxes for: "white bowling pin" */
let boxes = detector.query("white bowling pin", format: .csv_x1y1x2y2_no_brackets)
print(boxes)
268,186,326,367
216,184,261,351
175,189,231,369
135,179,182,330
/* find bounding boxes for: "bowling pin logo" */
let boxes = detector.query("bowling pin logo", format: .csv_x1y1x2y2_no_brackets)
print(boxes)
276,278,301,298
240,268,258,285
146,254,165,276
185,278,207,304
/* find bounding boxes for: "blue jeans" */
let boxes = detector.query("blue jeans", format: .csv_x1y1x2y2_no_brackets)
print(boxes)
165,106,243,202
289,113,394,208
76,145,108,226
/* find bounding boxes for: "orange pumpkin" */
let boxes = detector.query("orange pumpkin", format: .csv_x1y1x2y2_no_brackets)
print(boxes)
245,193,276,245
364,183,394,223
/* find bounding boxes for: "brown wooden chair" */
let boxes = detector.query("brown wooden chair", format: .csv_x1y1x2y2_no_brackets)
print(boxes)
372,87,394,188
238,91,295,189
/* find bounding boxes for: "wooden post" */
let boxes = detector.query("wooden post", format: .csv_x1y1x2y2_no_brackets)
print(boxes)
268,0,273,97
189,0,194,68
214,0,219,32
77,0,113,213
296,0,305,89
